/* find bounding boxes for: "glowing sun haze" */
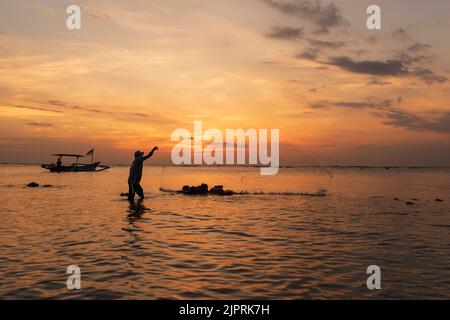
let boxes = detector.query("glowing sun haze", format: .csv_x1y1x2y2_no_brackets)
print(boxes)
1,0,450,166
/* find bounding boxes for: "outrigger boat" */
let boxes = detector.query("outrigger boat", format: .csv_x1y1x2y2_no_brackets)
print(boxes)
41,149,110,172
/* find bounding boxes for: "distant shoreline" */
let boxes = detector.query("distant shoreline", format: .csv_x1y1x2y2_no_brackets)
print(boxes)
1,163,449,169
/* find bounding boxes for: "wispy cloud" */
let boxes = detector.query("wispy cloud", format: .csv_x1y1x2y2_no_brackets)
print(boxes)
8,105,63,113
84,8,114,21
261,0,346,34
310,97,450,134
265,26,304,40
411,67,447,84
306,38,345,49
382,109,450,133
392,28,412,42
323,56,446,84
295,48,320,61
407,42,431,53
26,122,54,127
44,100,108,114
366,78,392,86
310,98,396,110
327,56,408,76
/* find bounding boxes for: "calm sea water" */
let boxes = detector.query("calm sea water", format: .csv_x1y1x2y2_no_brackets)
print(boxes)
0,165,449,299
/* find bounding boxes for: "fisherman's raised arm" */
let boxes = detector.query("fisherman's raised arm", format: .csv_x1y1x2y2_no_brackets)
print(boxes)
143,146,158,161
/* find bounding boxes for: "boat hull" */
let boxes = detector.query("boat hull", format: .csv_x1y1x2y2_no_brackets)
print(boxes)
41,162,109,172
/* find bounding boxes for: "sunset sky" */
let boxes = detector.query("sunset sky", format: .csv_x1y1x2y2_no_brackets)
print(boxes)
1,0,450,166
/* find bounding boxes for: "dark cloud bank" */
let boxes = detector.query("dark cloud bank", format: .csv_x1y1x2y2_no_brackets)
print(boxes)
311,98,450,134
262,1,447,85
262,0,346,34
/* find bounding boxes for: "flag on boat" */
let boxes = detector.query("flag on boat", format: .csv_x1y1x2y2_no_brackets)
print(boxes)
86,149,94,156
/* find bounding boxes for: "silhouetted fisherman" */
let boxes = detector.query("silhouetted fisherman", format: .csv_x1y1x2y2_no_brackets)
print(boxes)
128,147,158,201
56,157,62,168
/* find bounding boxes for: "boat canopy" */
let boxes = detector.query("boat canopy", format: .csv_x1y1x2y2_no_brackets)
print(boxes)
51,154,85,158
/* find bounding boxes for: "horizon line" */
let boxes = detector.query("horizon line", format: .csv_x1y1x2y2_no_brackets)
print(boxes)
1,163,450,169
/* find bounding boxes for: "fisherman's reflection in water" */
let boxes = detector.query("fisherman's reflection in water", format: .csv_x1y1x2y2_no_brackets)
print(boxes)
127,198,149,222
122,199,151,260
123,199,150,249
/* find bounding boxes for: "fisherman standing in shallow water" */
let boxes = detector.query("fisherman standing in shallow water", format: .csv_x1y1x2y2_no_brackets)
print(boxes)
128,147,158,201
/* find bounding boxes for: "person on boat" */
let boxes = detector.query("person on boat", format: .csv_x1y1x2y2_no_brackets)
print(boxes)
128,147,158,201
56,157,62,168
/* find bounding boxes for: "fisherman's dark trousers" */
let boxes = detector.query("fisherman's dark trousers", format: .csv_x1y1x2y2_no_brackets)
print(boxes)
128,182,144,200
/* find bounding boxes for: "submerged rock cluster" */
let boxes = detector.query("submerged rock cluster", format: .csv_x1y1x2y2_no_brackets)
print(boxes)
26,182,54,188
181,184,234,196
393,197,444,205
26,182,40,188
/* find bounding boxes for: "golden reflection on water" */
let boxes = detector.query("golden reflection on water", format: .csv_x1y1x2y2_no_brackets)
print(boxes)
0,165,450,299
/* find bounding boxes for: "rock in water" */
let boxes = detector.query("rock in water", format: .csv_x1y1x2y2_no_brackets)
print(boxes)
222,190,235,196
181,185,191,194
199,183,208,194
193,183,208,195
209,185,224,195
209,185,234,196
182,183,209,195
27,182,39,188
180,184,234,196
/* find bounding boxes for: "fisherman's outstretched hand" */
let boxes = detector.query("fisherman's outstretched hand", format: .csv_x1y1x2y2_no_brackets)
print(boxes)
147,146,158,157
143,146,158,160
